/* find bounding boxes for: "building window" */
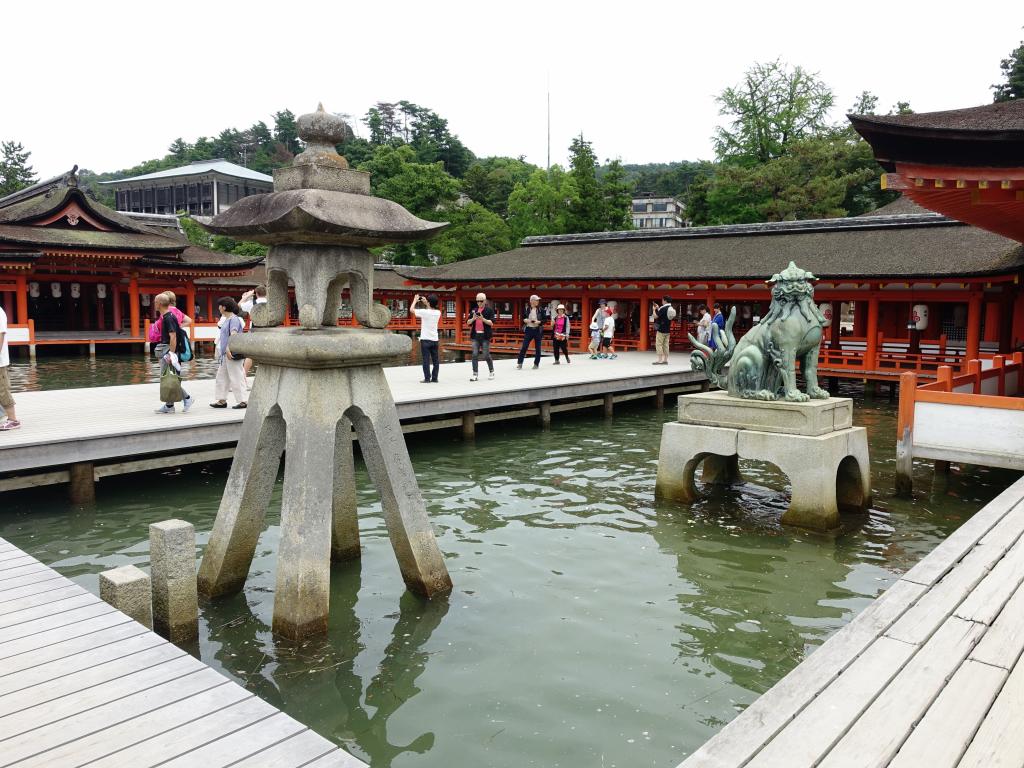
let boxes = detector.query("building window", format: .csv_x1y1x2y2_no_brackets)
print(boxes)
632,203,646,213
653,202,668,212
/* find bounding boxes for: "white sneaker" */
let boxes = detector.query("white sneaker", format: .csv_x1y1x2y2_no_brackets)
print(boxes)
183,395,195,413
155,404,175,414
470,374,478,382
488,371,495,380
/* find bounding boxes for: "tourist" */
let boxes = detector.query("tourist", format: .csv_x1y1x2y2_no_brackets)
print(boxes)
239,284,268,316
412,293,442,383
468,292,495,382
552,304,571,365
210,297,247,409
147,290,192,346
239,284,267,380
710,303,726,349
517,294,546,370
0,305,19,431
650,296,675,365
697,305,711,345
600,307,617,359
590,299,609,335
588,318,602,357
154,293,194,414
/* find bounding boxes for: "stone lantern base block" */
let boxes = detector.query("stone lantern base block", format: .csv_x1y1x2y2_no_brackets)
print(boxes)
676,390,853,436
656,421,871,531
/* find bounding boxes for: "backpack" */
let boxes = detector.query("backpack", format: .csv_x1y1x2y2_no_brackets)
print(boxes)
179,331,193,363
666,305,677,321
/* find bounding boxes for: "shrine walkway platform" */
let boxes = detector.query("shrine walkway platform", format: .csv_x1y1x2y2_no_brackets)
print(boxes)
0,535,365,767
679,473,1024,768
0,352,706,494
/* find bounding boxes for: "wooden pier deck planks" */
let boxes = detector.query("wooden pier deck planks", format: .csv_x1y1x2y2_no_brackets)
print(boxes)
0,536,366,768
679,474,1024,768
0,351,703,484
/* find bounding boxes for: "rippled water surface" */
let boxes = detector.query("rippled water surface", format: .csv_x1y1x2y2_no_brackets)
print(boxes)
1,370,1018,767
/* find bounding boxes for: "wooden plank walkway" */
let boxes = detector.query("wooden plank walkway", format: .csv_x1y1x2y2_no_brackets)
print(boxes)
679,473,1024,768
0,535,366,768
0,352,704,484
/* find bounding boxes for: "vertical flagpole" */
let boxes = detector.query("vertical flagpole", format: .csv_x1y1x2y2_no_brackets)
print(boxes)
546,72,551,172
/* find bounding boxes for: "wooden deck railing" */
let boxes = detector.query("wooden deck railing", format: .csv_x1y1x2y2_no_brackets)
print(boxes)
895,352,1024,491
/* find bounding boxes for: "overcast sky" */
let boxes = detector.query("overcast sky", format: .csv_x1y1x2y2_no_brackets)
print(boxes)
7,1,1022,178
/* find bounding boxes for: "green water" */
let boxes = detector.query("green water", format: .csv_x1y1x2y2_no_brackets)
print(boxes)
1,369,1018,767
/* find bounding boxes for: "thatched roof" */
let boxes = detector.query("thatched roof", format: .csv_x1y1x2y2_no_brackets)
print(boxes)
401,213,1023,285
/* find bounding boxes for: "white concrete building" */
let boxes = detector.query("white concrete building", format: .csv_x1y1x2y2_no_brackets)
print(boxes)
631,194,687,229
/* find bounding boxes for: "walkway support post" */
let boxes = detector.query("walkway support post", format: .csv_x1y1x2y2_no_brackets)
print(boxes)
68,462,95,504
539,401,551,429
603,393,614,418
655,387,665,409
462,411,476,440
895,371,917,495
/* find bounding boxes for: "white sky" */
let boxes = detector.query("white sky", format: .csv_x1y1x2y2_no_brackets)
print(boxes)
7,1,1022,178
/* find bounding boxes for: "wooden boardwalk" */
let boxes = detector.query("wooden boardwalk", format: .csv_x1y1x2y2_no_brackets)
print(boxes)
679,474,1024,768
0,352,704,491
0,535,365,768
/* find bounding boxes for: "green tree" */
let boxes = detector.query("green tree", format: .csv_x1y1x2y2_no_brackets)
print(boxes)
168,138,192,162
566,135,605,232
0,141,36,197
507,166,579,241
993,37,1024,102
600,158,634,230
714,60,835,164
461,156,538,216
427,201,514,264
273,110,301,155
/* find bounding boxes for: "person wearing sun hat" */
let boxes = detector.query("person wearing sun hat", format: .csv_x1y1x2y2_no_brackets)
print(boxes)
551,304,572,364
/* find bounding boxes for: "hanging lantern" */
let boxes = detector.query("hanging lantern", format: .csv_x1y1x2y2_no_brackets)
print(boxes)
97,284,107,299
70,283,81,299
819,302,833,323
28,282,39,298
141,293,151,307
912,304,929,331
51,282,62,298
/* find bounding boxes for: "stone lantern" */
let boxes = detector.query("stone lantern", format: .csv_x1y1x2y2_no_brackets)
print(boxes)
196,104,452,640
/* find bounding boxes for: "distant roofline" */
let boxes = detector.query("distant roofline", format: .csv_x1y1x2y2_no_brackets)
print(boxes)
520,212,953,247
0,167,78,209
99,160,273,186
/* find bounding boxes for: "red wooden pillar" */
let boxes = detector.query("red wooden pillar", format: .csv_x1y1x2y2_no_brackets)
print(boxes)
96,285,106,331
2,290,13,323
983,300,1000,343
129,274,140,338
966,294,983,362
185,282,196,322
579,290,591,352
14,275,28,324
206,293,214,322
864,296,879,370
639,290,650,352
830,301,842,347
112,286,122,331
454,293,465,344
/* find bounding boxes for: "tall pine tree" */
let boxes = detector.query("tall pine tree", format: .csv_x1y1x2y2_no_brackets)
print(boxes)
566,135,605,233
0,141,36,197
993,38,1024,102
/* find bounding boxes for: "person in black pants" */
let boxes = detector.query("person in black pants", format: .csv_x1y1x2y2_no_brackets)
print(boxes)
517,294,547,369
551,304,572,364
412,293,442,383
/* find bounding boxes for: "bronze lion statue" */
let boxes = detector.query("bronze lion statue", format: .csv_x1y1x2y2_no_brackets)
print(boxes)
689,261,830,401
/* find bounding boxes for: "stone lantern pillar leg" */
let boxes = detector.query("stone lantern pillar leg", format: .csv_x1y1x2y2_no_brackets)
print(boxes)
272,377,342,640
331,416,361,562
347,366,453,598
197,372,286,598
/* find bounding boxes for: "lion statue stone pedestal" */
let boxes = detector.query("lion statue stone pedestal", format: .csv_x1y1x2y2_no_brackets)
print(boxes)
655,262,871,530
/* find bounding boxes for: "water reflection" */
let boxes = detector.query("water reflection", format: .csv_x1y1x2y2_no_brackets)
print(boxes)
1,394,1019,768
